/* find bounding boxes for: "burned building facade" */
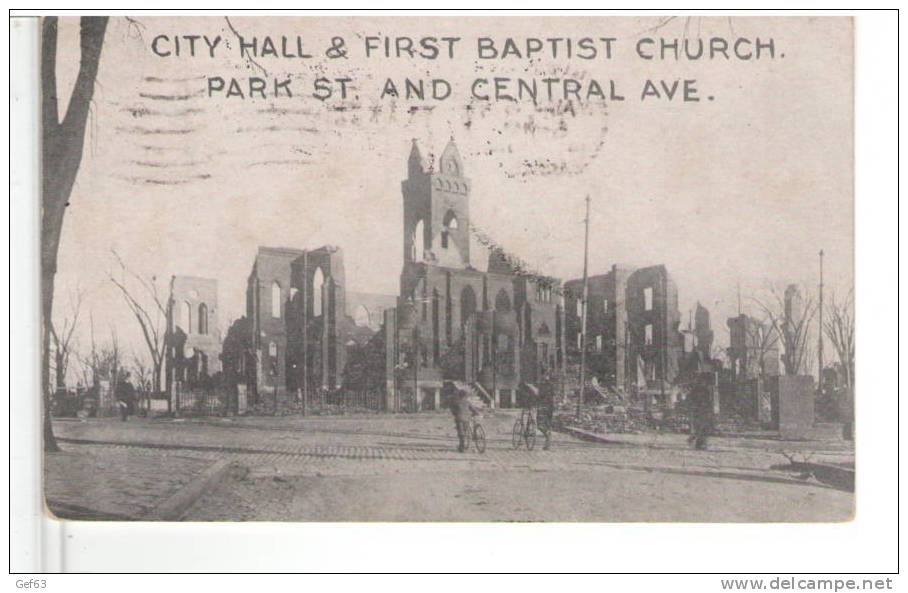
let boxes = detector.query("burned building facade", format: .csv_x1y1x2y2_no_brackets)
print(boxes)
241,245,387,403
382,139,565,411
564,264,683,399
727,313,780,381
165,275,222,397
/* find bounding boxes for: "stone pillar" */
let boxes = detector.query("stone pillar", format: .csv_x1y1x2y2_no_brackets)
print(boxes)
384,309,397,412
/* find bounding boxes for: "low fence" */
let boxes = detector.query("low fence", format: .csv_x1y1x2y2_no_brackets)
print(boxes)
176,387,386,417
175,388,228,417
328,389,384,410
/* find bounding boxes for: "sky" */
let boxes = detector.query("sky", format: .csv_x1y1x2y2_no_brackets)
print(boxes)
50,16,853,369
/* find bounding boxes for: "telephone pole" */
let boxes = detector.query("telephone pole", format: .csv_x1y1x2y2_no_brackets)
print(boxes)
301,251,309,416
577,195,591,420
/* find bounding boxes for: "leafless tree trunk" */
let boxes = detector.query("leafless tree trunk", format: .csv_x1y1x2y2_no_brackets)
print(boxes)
42,16,108,452
824,290,855,390
108,326,121,398
49,287,84,391
744,315,779,377
131,351,153,414
754,284,817,376
107,249,168,397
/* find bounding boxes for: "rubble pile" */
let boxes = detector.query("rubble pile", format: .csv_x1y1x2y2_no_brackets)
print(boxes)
714,414,764,434
246,400,384,416
553,400,647,434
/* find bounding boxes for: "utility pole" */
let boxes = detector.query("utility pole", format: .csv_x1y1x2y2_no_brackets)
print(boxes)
577,195,591,421
660,270,667,405
413,325,419,413
491,310,497,408
818,249,824,388
301,251,309,416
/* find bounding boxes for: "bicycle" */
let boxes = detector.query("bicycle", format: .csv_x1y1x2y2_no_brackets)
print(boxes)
513,407,554,451
512,408,538,450
461,416,487,454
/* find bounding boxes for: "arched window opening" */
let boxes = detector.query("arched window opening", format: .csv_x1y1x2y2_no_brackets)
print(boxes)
268,342,278,377
312,267,325,317
182,301,192,334
460,285,477,328
495,289,512,312
411,219,425,261
198,303,208,335
441,211,458,250
432,289,440,362
354,304,371,327
271,282,282,319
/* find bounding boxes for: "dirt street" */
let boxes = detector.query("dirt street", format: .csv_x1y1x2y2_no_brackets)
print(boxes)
48,412,854,522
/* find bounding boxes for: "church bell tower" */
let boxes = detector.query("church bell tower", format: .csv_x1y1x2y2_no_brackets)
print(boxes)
401,138,471,269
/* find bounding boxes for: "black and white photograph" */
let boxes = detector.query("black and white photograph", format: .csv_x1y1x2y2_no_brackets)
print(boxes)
11,9,901,579
36,15,857,524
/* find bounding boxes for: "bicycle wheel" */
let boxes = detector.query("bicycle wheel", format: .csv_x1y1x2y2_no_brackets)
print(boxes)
512,418,524,449
525,418,537,450
473,423,486,454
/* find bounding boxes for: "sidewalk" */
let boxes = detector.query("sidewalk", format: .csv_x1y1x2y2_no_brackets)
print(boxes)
44,443,220,520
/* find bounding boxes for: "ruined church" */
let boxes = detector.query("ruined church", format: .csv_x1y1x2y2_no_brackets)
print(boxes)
381,138,566,411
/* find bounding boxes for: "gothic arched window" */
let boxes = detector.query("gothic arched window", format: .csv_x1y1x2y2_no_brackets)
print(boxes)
354,304,370,327
271,282,281,319
442,211,458,249
182,301,192,334
312,267,325,317
460,285,477,327
412,219,425,261
198,303,208,335
495,289,512,312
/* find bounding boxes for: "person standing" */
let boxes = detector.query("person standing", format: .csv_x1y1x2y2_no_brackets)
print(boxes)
686,378,715,450
538,379,555,451
116,372,136,422
446,382,481,453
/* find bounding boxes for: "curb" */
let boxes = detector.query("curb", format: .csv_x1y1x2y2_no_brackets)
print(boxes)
798,462,855,492
558,425,619,444
145,458,236,521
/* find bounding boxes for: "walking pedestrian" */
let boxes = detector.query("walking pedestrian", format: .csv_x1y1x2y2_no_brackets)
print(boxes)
445,382,481,453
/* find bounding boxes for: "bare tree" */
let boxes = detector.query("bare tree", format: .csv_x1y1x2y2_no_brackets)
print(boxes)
42,16,108,451
131,351,154,413
131,352,152,391
73,316,122,415
73,311,100,389
824,290,855,390
49,288,84,391
754,284,817,376
108,326,121,397
744,314,780,377
107,249,168,397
